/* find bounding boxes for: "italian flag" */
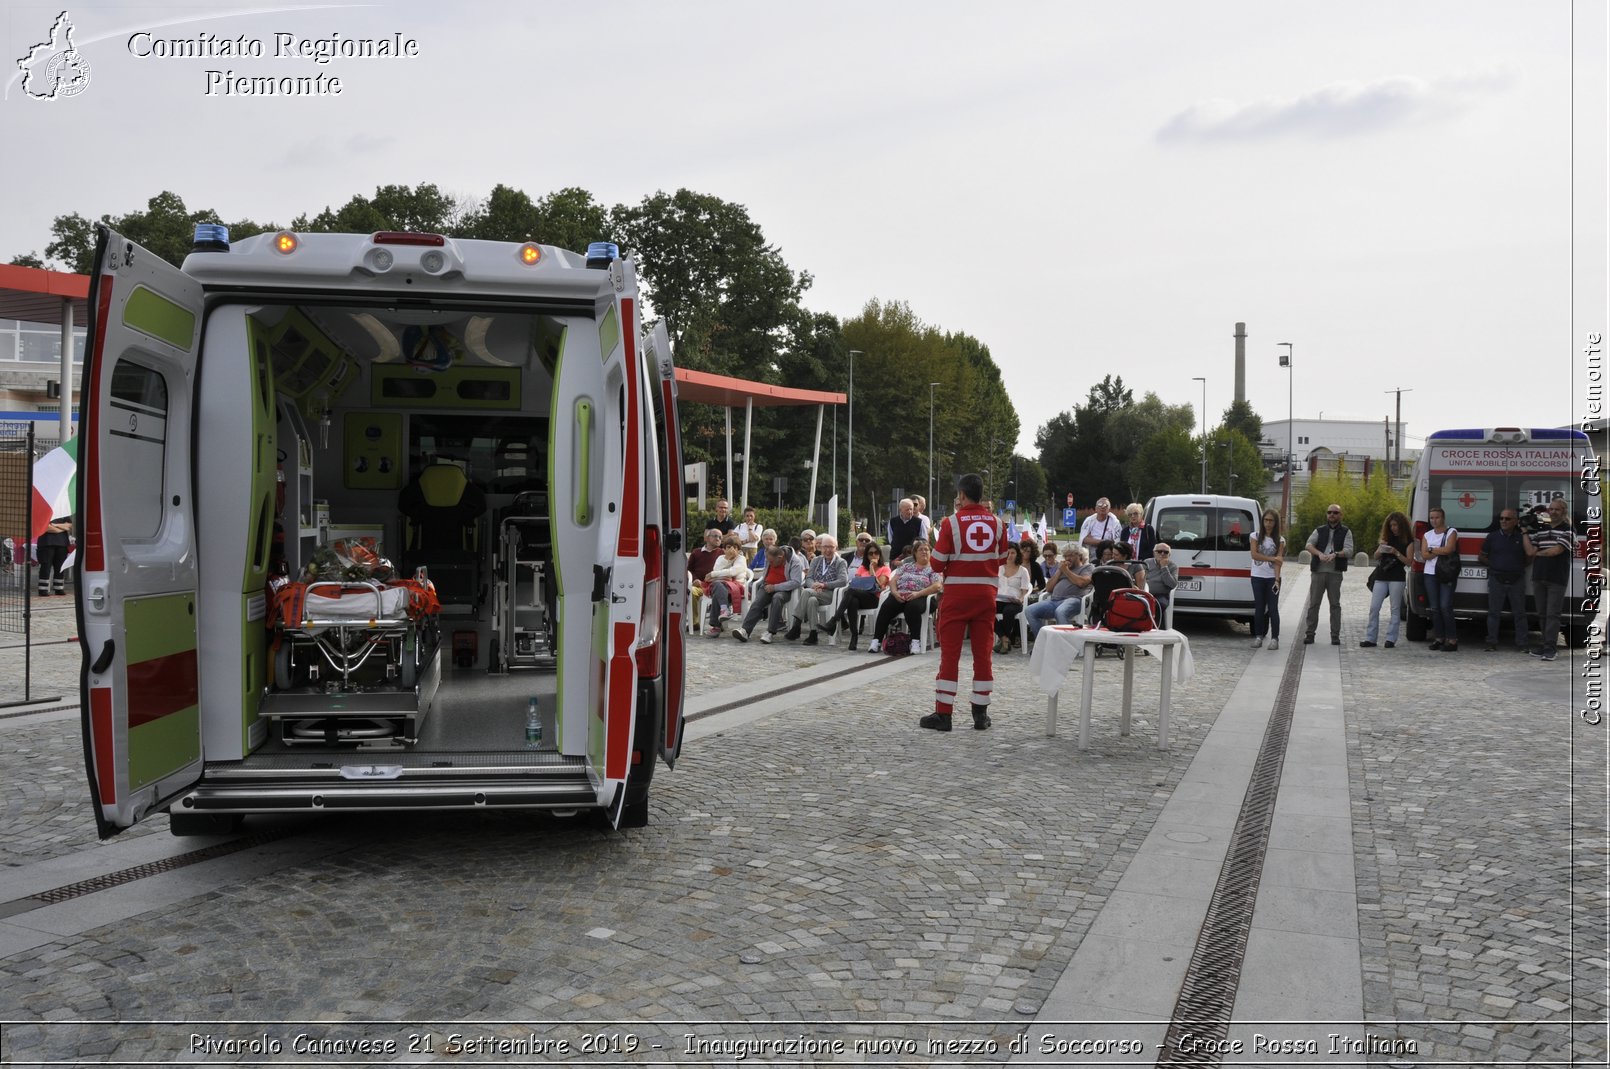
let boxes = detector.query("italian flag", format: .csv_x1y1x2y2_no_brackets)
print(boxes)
29,436,77,540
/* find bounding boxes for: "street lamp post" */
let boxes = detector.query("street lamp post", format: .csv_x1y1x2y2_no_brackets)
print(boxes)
848,350,861,532
928,382,941,511
1192,376,1207,493
1278,343,1294,529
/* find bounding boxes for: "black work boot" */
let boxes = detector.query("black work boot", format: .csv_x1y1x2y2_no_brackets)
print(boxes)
971,703,992,731
918,713,952,732
786,622,802,641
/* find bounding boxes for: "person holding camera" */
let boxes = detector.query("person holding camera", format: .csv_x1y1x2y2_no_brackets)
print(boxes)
1361,511,1412,648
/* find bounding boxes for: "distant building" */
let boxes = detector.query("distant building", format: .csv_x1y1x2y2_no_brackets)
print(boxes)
1261,417,1419,478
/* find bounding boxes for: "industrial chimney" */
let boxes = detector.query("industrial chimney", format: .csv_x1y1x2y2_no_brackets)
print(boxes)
1233,322,1247,405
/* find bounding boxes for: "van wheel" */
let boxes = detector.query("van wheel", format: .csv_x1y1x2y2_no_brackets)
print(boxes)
169,811,244,837
1405,614,1428,642
273,644,292,689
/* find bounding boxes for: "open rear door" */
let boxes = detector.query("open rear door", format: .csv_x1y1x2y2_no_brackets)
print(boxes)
646,322,687,766
549,287,643,824
78,226,205,838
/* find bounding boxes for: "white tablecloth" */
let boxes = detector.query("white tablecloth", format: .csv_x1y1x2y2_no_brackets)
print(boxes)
1028,626,1194,749
1031,626,1194,693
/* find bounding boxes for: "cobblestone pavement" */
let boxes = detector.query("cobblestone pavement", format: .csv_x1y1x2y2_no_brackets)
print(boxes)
0,581,1603,1066
1332,579,1605,1065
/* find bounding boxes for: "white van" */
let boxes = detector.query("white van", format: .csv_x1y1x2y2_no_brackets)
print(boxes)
1144,494,1261,622
77,225,688,836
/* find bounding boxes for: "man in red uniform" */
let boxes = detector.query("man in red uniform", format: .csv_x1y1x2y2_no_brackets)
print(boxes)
924,472,1007,732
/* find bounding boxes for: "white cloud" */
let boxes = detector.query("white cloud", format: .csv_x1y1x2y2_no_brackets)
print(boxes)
1156,71,1514,144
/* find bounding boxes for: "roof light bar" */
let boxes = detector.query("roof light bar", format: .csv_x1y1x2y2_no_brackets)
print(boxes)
373,232,446,247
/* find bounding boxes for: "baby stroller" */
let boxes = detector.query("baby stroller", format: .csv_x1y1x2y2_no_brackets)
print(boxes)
1087,565,1137,659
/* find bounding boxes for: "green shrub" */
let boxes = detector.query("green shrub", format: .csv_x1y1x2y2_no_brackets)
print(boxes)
1294,464,1407,553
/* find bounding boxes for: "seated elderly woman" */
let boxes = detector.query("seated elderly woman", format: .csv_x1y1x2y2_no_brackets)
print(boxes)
1025,544,1094,640
749,528,779,573
869,539,941,653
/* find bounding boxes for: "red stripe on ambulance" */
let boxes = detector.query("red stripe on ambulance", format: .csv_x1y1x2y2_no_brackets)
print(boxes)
91,686,115,804
83,278,115,572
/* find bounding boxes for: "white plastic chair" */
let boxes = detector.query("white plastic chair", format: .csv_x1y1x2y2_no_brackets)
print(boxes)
995,601,1031,657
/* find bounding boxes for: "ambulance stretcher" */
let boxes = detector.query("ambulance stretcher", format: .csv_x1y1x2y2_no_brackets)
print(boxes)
263,579,442,746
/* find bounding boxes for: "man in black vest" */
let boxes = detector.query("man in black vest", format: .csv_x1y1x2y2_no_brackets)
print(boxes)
1302,503,1353,645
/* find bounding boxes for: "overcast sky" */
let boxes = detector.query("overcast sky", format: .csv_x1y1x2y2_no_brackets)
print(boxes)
3,1,1604,455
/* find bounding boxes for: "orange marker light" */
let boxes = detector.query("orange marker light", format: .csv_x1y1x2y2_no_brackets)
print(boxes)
519,243,541,265
274,232,299,254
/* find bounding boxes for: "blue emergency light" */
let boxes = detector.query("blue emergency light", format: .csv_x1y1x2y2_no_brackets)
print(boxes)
192,223,231,252
585,241,619,269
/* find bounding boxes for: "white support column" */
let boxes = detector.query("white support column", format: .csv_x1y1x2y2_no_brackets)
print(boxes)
725,406,733,506
741,397,753,511
807,403,824,523
59,299,73,442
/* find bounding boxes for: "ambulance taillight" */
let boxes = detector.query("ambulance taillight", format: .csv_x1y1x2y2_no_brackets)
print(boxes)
637,525,663,677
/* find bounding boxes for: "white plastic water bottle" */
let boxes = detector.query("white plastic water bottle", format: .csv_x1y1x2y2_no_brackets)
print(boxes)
525,697,542,749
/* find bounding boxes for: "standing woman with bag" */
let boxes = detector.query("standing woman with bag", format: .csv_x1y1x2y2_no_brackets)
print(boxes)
1249,509,1284,649
1420,507,1461,651
1361,511,1412,648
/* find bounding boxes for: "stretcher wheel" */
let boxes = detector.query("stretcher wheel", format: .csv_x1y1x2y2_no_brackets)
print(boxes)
273,643,293,689
400,641,418,689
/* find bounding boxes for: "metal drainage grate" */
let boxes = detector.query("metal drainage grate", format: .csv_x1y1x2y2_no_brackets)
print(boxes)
0,829,295,919
1157,642,1307,1066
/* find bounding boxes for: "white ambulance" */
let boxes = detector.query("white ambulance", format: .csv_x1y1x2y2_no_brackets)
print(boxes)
77,225,688,836
1404,426,1597,644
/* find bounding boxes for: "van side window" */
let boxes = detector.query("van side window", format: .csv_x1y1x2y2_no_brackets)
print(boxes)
1156,508,1211,553
1219,508,1253,551
106,360,169,539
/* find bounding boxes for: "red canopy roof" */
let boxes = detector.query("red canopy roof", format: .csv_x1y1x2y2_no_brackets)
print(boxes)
674,368,845,408
0,265,90,327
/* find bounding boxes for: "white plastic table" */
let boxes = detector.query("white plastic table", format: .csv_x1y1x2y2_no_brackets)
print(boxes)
1028,626,1194,750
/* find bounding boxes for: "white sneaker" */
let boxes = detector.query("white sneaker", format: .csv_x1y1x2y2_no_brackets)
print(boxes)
731,627,748,642
868,640,881,653
759,630,773,644
1251,637,1263,649
1268,639,1279,651
911,640,923,654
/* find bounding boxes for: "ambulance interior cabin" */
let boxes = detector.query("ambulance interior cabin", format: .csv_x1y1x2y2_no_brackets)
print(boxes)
194,299,580,762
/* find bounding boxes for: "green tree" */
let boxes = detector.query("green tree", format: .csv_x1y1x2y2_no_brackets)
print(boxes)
457,185,611,251
45,191,273,272
7,252,45,268
295,182,458,234
1129,426,1199,503
1205,428,1267,504
1037,375,1133,509
1221,398,1263,448
1110,391,1196,501
1296,464,1407,558
613,188,810,379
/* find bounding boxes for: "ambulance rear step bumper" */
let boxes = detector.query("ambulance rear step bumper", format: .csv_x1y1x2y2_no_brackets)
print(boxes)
175,773,599,814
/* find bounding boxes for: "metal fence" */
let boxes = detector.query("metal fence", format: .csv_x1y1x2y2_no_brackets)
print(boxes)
0,420,56,706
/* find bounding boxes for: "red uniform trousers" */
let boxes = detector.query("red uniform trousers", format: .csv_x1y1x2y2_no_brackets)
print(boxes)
934,589,996,716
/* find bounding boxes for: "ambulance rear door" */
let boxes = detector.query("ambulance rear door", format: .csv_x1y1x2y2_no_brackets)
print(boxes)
78,226,205,838
645,322,687,766
550,282,644,822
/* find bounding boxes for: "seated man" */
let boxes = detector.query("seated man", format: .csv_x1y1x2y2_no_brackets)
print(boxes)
731,543,802,643
1025,544,1094,639
789,534,847,643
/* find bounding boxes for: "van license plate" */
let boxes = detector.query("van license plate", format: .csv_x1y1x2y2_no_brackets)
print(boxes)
341,765,404,780
1463,566,1486,580
1176,579,1203,592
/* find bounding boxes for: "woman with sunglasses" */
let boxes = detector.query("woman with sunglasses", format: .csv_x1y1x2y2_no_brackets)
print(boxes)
1249,509,1285,650
1143,543,1179,624
832,541,890,651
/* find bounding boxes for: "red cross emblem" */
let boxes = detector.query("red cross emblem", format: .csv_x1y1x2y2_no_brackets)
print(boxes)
1458,493,1476,508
